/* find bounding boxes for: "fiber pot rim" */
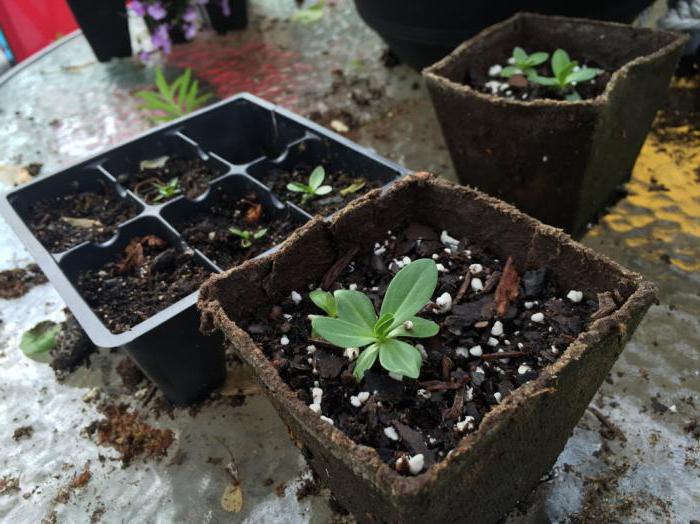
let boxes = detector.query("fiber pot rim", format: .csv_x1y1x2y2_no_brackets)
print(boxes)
422,12,688,109
199,172,657,497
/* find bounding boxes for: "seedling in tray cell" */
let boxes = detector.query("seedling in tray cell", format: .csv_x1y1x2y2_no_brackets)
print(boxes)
528,49,603,101
152,177,182,202
228,227,268,248
311,259,439,380
286,165,333,203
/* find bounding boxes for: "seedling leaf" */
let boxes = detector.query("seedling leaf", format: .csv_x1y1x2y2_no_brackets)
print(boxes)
380,258,438,326
310,289,337,317
312,316,376,348
335,290,377,330
353,343,379,380
378,339,422,379
309,166,325,190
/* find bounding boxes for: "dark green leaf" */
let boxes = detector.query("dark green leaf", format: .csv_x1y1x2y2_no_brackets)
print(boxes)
500,65,523,78
380,259,438,327
551,49,570,78
513,47,527,65
335,290,377,331
388,316,439,338
527,52,549,66
312,316,376,348
310,289,337,317
377,339,422,379
567,67,602,84
353,343,379,381
373,313,395,338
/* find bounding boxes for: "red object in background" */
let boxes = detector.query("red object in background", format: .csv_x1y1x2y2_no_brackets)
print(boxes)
0,0,78,62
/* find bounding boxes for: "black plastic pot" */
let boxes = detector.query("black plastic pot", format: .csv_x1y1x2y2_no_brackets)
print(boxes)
0,93,405,406
205,0,248,34
66,0,132,62
424,13,687,237
353,0,656,70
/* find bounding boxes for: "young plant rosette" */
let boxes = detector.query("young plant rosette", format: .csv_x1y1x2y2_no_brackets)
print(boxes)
310,259,439,380
198,173,656,523
423,13,687,237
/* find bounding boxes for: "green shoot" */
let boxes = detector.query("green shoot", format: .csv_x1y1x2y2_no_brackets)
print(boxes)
291,0,324,24
340,180,366,196
135,68,212,123
529,49,603,101
151,178,181,202
286,166,333,203
499,47,549,78
228,227,268,248
311,259,439,381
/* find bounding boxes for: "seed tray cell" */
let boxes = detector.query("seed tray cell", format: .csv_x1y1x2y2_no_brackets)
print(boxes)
0,93,407,405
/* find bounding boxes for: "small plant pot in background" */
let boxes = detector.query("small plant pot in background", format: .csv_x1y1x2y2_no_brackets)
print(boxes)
66,0,132,62
205,0,248,33
353,0,656,70
199,173,656,523
423,13,687,237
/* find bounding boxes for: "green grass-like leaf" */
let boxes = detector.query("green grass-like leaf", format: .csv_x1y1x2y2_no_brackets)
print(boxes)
136,67,212,124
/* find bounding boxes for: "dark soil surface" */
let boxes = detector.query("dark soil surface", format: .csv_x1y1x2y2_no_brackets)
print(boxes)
120,157,223,205
76,235,209,333
0,264,47,299
25,184,139,253
176,188,299,270
264,166,383,216
468,56,611,102
242,222,602,475
50,311,96,380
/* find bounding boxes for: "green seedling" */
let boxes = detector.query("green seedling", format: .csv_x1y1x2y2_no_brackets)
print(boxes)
286,166,333,203
151,178,181,202
228,227,268,248
499,47,549,78
529,49,603,101
135,67,212,123
311,259,439,381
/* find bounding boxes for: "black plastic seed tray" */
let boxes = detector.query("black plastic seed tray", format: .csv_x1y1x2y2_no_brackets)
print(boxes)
0,93,407,406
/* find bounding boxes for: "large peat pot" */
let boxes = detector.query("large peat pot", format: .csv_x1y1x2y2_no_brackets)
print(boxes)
353,0,655,70
423,13,687,237
66,0,132,62
199,173,656,523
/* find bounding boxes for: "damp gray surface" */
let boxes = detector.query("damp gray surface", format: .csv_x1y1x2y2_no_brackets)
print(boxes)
0,1,698,522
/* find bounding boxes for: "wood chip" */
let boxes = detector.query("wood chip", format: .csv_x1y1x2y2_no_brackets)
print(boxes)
494,256,519,317
321,246,359,289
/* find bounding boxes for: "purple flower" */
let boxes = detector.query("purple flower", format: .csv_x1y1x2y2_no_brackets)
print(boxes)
184,23,198,40
147,2,167,21
220,0,231,17
183,6,198,23
151,24,172,54
129,0,146,17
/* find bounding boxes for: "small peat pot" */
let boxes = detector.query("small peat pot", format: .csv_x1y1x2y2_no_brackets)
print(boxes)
0,93,405,406
423,13,687,237
198,173,656,523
